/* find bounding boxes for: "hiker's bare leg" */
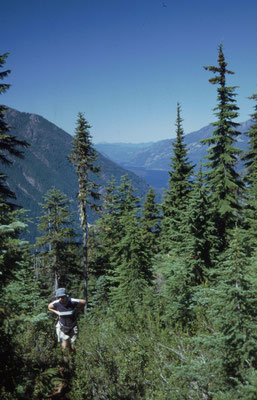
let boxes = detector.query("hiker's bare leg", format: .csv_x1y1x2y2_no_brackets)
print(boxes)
61,339,70,362
70,343,76,354
61,340,75,351
61,339,70,351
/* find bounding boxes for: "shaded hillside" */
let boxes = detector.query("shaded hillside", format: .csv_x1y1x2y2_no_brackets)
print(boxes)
2,108,150,241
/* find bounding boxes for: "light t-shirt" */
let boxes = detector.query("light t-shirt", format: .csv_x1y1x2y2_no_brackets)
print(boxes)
52,297,80,327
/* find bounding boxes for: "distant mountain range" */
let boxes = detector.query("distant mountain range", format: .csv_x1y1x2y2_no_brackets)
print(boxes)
95,120,252,191
3,107,253,242
2,108,150,241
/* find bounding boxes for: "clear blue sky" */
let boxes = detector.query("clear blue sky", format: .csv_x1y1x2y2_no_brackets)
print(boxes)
1,0,257,143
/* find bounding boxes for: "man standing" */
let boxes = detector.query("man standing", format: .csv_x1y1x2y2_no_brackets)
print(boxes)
48,288,86,353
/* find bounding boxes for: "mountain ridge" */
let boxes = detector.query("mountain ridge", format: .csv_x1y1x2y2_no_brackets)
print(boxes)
2,107,150,241
95,120,252,171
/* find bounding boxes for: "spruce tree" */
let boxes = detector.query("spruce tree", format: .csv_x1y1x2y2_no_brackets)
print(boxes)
87,178,120,306
69,113,101,305
154,253,195,329
0,207,30,397
116,174,140,216
201,44,244,249
162,103,194,252
0,52,29,201
109,210,151,313
35,187,79,295
242,94,257,253
243,93,257,186
141,187,161,256
90,178,121,278
184,165,219,284
96,176,147,306
90,176,142,307
206,227,257,392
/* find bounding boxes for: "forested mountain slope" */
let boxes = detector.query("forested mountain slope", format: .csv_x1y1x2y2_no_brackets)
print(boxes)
96,120,252,170
2,107,149,240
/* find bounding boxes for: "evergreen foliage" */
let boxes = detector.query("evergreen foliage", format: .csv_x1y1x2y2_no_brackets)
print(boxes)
204,227,257,394
184,165,219,283
116,174,141,216
242,94,257,254
35,187,80,296
87,178,121,304
0,52,29,201
244,93,257,185
88,175,142,307
109,209,151,312
153,253,196,329
141,187,161,255
2,45,257,400
201,44,244,249
101,177,152,311
69,112,101,304
162,103,194,252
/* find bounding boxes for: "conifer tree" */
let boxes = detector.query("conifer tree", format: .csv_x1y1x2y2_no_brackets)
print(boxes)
86,178,120,306
201,44,244,249
90,176,142,306
116,174,140,216
0,52,29,201
141,187,161,256
206,227,257,392
0,207,30,397
243,93,257,186
109,210,151,312
184,165,219,283
242,94,257,253
35,187,79,295
154,253,195,329
69,113,100,305
90,178,120,278
93,175,140,287
162,103,194,252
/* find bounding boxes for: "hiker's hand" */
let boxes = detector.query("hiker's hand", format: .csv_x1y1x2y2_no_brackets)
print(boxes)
48,303,60,317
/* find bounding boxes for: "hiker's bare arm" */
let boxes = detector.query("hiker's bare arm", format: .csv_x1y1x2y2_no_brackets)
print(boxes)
77,299,86,311
48,302,59,316
79,299,86,308
74,299,86,316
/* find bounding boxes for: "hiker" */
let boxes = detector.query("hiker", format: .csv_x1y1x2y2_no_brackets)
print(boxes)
48,288,86,353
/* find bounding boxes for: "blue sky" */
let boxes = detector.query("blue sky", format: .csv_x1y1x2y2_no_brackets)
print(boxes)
1,0,257,143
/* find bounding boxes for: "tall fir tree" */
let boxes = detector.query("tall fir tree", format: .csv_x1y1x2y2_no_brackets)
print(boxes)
183,165,219,284
89,176,142,306
35,187,80,296
89,178,121,278
201,44,244,249
140,187,161,256
242,94,257,254
0,52,29,201
161,103,194,252
116,174,140,216
86,178,120,306
205,227,257,394
109,209,151,313
69,113,101,305
153,252,196,329
243,93,257,186
0,207,31,397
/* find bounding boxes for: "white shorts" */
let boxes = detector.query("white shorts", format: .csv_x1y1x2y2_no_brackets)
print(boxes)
56,321,78,343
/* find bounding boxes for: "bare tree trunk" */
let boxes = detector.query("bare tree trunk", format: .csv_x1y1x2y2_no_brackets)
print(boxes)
80,199,88,307
82,227,88,307
54,268,58,294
